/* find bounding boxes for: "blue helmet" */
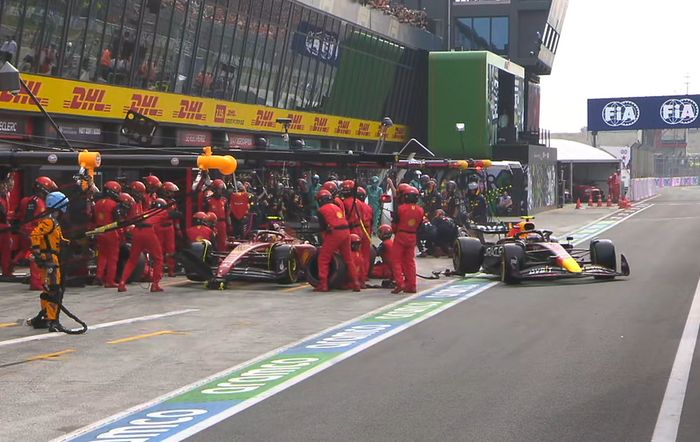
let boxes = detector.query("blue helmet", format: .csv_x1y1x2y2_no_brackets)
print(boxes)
46,191,69,213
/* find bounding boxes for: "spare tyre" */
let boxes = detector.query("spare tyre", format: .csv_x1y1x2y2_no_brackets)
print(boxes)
305,252,347,289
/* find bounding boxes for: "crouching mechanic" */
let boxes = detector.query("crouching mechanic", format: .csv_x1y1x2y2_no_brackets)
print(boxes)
26,192,70,332
371,224,394,279
187,212,215,242
315,189,360,292
391,186,424,294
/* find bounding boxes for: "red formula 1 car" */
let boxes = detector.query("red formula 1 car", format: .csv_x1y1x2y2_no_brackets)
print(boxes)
177,229,316,289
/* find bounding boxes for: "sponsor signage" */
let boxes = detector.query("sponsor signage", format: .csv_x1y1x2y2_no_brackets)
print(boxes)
588,95,700,131
292,21,341,66
0,114,31,139
2,74,408,143
227,133,255,149
47,120,102,142
177,130,212,147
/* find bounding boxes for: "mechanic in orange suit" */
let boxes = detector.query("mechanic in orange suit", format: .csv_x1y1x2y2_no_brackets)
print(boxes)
187,212,215,242
371,224,394,279
117,192,164,293
205,179,229,251
17,176,56,290
229,182,250,239
93,181,123,288
391,186,424,294
315,189,360,292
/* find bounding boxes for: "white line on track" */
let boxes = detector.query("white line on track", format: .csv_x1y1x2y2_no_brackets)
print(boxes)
651,277,700,441
0,309,199,348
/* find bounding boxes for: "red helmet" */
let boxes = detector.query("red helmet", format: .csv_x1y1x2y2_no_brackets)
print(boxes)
152,198,167,209
162,181,179,193
206,212,218,225
143,175,162,190
322,181,337,193
404,186,419,203
356,186,367,201
397,183,411,194
350,233,361,244
118,192,135,209
103,181,122,199
210,179,226,192
129,181,146,194
378,224,393,240
193,211,208,225
35,176,57,195
340,179,354,192
316,189,333,205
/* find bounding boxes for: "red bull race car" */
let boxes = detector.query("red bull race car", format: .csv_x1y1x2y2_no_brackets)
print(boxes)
452,219,630,284
177,229,316,289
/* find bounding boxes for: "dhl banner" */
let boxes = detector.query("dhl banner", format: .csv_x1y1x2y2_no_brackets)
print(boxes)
0,74,409,143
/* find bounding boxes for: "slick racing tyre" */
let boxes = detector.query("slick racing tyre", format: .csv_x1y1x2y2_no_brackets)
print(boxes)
179,240,214,282
305,252,347,289
271,244,300,284
590,239,616,280
501,243,525,285
453,237,484,275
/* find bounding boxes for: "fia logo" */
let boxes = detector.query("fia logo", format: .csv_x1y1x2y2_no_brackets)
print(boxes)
602,101,640,127
660,98,698,125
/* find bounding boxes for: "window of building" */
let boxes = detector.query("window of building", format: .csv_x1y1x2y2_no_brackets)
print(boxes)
454,16,509,55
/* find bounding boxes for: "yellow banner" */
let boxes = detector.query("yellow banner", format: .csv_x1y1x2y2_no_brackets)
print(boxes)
0,74,409,143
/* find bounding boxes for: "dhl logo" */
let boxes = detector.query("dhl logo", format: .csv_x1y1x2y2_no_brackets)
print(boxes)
355,122,371,137
0,80,48,106
393,127,406,139
311,117,329,133
214,104,227,123
252,110,275,128
63,87,111,112
288,113,304,131
123,94,163,117
335,119,352,135
173,99,206,120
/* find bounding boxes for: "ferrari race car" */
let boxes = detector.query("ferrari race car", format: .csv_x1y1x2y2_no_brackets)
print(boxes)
452,221,630,284
177,229,316,289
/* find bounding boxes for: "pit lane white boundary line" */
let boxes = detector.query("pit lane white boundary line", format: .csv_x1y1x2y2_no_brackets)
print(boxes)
0,309,200,348
651,275,700,441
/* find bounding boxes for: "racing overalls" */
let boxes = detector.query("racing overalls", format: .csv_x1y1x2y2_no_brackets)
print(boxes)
229,191,250,239
343,196,367,279
119,203,163,289
358,199,373,282
152,206,177,277
0,192,13,276
93,197,121,286
317,202,359,291
17,195,46,289
391,203,424,293
30,215,67,323
367,184,383,231
186,225,214,242
307,182,321,218
371,238,394,279
205,196,229,251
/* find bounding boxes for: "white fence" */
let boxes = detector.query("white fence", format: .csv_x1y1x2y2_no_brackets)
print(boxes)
628,176,700,201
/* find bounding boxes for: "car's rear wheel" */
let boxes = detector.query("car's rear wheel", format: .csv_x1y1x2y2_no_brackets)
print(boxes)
501,243,525,285
272,244,300,284
453,237,484,275
305,252,347,289
590,239,616,280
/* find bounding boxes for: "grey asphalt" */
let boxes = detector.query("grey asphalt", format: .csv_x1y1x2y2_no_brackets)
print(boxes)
0,200,632,441
190,187,700,442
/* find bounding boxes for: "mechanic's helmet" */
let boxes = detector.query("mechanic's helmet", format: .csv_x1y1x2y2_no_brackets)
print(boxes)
236,181,245,192
103,181,122,199
403,186,420,203
467,181,479,191
129,180,146,195
143,175,162,191
322,181,338,194
378,224,393,241
397,183,411,194
312,174,320,184
340,179,354,196
162,181,179,195
152,198,167,209
427,179,437,191
433,208,445,219
415,170,422,178
34,176,58,196
46,191,69,213
118,192,135,209
356,186,367,201
206,212,218,227
420,174,431,185
316,189,333,205
446,180,457,192
371,176,379,185
193,211,208,226
210,179,226,193
350,233,361,251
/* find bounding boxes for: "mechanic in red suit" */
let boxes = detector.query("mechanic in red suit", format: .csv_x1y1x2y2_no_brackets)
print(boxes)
93,181,123,288
315,189,360,292
159,181,181,276
117,192,164,293
151,198,179,277
391,186,424,294
229,182,250,239
608,169,621,203
205,179,229,251
356,186,373,282
187,212,215,242
17,176,56,290
322,180,345,213
340,180,366,284
347,234,364,289
125,181,147,208
142,175,162,211
0,174,15,277
371,224,394,279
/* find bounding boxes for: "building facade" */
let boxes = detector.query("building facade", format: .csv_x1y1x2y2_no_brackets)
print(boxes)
0,0,439,151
